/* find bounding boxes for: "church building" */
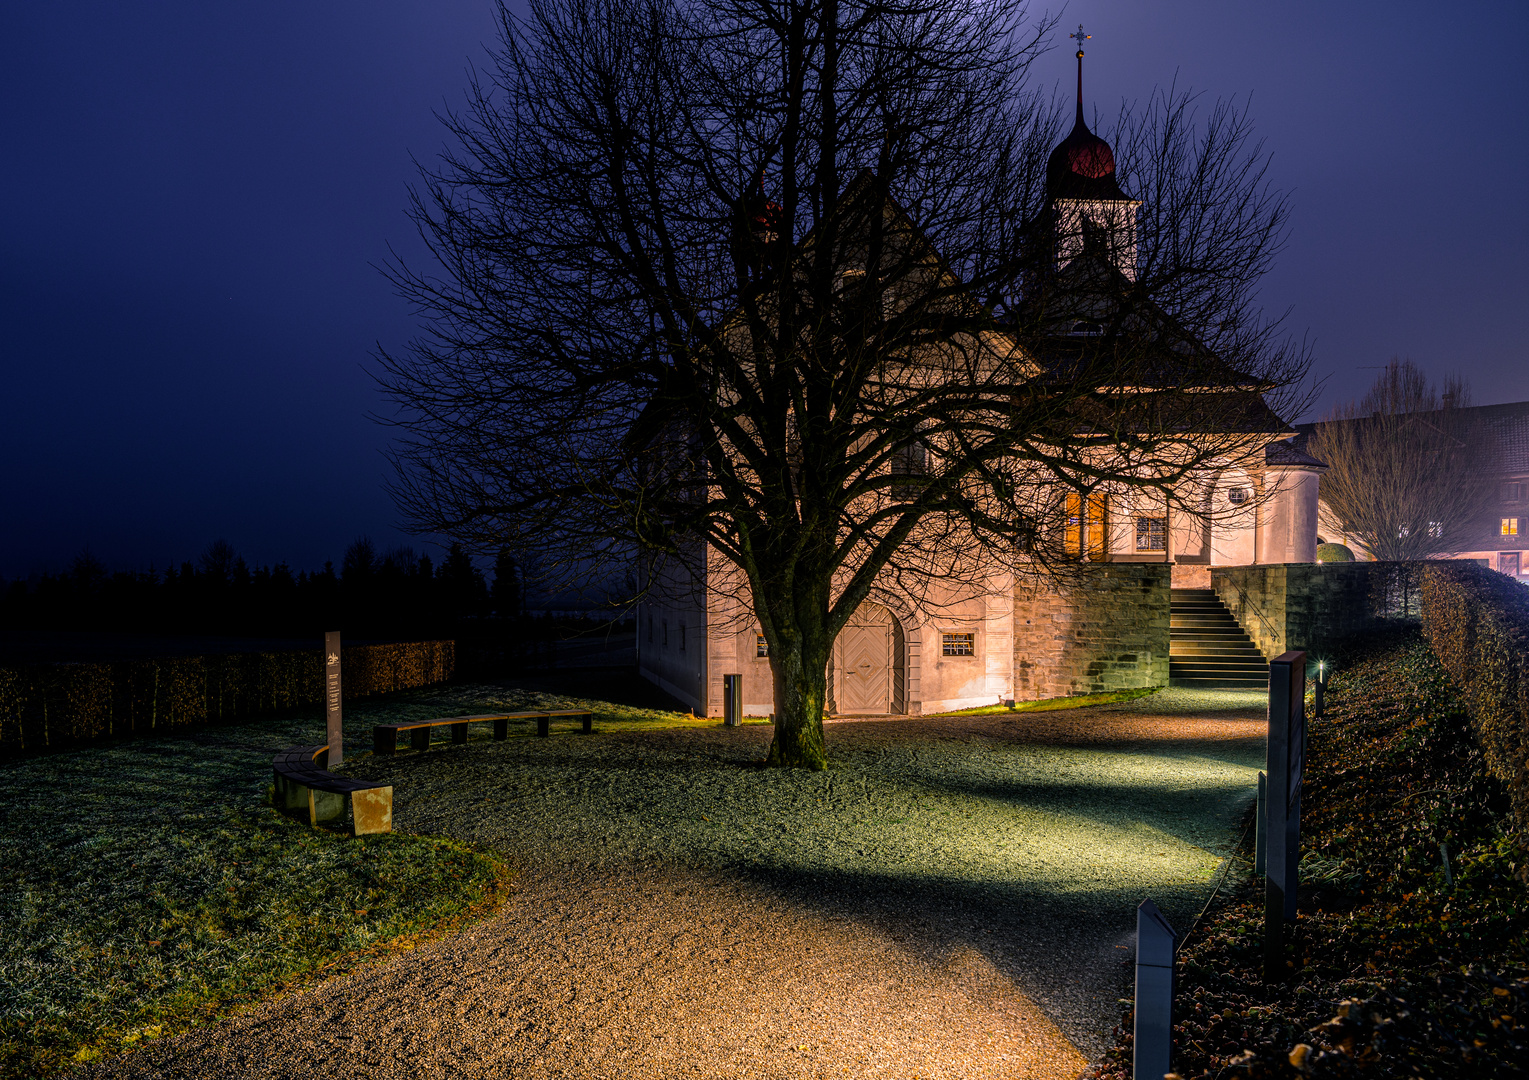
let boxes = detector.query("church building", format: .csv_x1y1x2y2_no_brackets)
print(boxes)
638,35,1323,717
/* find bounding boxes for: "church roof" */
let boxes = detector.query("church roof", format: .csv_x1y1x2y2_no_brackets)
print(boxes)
1265,437,1326,468
1013,233,1273,395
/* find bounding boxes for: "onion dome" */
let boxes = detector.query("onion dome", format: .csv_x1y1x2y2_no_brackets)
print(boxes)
1046,29,1131,203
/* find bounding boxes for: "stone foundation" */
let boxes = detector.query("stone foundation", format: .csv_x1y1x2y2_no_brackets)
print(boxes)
1013,564,1171,699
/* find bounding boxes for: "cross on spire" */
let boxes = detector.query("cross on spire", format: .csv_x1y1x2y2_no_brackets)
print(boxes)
1070,25,1091,119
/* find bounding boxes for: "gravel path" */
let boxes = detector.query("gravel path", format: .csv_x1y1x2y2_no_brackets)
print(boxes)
73,689,1266,1080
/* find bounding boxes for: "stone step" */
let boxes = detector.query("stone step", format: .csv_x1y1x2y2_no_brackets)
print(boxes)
1170,660,1269,675
1168,587,1267,690
1168,639,1266,654
1170,676,1269,689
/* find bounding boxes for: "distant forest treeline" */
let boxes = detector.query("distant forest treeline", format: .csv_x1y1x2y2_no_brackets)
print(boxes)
0,538,523,640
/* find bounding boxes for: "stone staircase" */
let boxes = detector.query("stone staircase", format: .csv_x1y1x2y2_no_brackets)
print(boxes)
1169,588,1268,689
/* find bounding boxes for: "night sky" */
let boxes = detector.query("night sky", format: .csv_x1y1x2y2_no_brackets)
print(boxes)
4,1,1526,579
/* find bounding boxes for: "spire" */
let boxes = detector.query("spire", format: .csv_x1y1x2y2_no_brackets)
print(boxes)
1047,25,1126,203
1070,25,1091,126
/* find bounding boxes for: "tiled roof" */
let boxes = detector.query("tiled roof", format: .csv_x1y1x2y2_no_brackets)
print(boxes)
1294,400,1529,476
1265,437,1325,468
1471,401,1529,474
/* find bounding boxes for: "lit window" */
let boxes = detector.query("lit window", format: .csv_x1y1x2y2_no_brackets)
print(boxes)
1502,518,1519,537
756,634,769,657
942,632,975,656
1135,516,1167,551
1428,521,1444,539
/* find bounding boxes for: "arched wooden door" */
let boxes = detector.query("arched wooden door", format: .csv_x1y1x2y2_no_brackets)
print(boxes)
835,602,902,714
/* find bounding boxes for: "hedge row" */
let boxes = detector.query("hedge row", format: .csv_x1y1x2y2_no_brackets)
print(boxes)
0,640,454,760
1420,561,1529,835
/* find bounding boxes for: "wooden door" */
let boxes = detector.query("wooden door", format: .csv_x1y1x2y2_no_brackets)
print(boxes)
838,604,893,714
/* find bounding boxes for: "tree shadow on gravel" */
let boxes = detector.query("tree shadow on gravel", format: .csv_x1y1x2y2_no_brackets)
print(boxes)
729,860,1189,1059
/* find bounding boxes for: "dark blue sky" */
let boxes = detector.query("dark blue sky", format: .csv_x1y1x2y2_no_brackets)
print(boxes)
4,1,1526,578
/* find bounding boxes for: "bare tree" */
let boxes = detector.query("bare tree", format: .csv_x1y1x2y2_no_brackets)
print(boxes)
1307,359,1498,562
376,0,1308,768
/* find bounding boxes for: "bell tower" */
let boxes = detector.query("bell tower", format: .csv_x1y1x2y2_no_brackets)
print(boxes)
1046,27,1141,280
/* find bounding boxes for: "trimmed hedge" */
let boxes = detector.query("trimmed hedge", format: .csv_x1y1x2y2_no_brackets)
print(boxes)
1420,561,1529,837
0,641,454,760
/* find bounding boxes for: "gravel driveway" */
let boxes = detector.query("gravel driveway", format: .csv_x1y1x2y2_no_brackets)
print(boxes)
73,689,1265,1080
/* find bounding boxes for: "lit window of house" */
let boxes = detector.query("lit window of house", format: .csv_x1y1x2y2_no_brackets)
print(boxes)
942,632,975,656
1135,516,1167,551
756,634,769,657
1502,518,1519,537
1428,521,1444,539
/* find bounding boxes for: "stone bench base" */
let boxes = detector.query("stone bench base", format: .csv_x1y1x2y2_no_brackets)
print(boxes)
273,745,392,835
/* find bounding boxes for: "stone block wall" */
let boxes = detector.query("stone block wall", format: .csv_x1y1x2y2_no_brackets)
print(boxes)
1213,563,1405,660
1013,564,1170,699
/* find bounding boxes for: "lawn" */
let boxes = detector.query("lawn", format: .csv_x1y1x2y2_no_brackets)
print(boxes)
0,700,521,1078
1,678,1261,1074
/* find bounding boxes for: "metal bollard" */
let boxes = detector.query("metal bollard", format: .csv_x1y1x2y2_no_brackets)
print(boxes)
1134,899,1176,1080
723,673,742,727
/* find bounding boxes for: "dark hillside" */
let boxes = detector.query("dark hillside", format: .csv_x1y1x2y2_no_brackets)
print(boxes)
1092,629,1528,1078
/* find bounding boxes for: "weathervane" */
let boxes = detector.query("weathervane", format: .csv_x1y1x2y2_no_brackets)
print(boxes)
1071,24,1091,57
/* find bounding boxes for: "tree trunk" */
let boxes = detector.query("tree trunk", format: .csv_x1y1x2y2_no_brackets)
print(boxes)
765,624,831,771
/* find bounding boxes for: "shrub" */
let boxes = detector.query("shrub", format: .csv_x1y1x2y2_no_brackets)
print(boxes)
1420,561,1529,842
1314,542,1354,563
0,641,454,760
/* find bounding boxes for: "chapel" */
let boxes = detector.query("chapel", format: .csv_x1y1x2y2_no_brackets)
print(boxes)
638,32,1323,716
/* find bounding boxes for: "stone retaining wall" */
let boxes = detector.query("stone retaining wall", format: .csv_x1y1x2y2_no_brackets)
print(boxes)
1013,564,1170,699
1212,563,1412,660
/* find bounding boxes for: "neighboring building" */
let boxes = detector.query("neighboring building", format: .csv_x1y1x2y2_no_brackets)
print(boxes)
1295,400,1529,581
638,56,1324,717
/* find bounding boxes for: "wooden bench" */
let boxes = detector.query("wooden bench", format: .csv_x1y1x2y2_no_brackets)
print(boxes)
371,710,595,756
272,744,392,835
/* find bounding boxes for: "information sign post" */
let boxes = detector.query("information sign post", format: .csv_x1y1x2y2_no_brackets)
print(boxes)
325,630,343,766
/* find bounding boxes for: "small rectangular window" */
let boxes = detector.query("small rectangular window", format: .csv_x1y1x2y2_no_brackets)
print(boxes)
647,613,654,642
755,634,769,657
942,632,975,657
662,620,668,647
1502,518,1519,537
680,623,687,652
1503,482,1523,502
1135,516,1167,552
